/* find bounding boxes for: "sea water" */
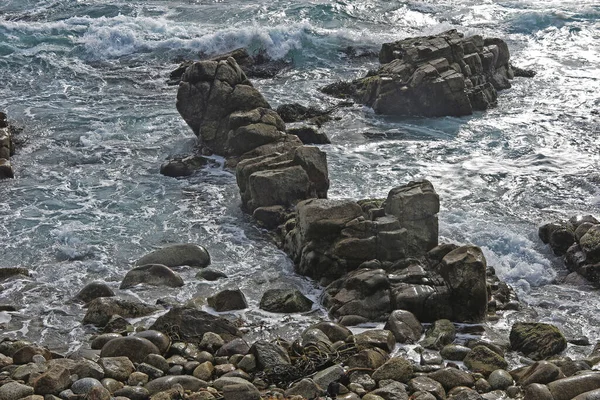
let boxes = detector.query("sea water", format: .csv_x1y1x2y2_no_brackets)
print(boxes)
0,0,598,355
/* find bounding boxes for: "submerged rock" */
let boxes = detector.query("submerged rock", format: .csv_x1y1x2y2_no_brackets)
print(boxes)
322,30,514,117
75,282,115,303
82,297,159,327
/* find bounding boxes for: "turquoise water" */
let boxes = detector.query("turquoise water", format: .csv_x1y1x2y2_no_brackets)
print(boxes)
0,0,599,352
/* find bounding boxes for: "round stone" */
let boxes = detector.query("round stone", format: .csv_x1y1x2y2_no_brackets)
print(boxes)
100,336,160,363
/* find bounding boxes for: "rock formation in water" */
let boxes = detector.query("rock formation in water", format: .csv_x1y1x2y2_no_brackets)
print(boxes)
0,112,15,179
173,56,518,325
322,29,514,117
540,215,600,285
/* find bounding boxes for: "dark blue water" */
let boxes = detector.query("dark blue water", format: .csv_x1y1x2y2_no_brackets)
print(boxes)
0,0,598,354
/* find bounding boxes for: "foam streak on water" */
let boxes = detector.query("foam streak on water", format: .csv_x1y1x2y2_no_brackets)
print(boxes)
0,0,599,351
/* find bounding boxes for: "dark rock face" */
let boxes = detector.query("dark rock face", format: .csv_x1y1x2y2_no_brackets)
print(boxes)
539,215,600,285
82,297,160,327
0,112,15,179
150,306,243,342
160,155,209,177
509,322,567,360
100,337,161,364
321,29,513,117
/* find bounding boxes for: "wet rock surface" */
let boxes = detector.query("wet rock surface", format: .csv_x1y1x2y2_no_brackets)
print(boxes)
321,29,516,117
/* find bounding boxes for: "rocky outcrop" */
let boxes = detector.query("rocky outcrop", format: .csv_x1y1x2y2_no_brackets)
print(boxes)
509,322,567,360
321,30,516,117
0,111,15,179
539,215,600,285
169,48,291,86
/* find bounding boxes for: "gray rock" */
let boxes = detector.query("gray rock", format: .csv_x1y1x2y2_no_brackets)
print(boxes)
0,381,35,400
120,264,183,289
150,306,242,342
440,344,472,361
71,377,104,394
222,382,261,400
207,289,248,311
353,329,396,353
145,375,207,394
581,225,600,263
384,309,423,343
369,380,409,400
114,386,150,400
372,357,414,383
310,321,353,342
98,357,135,381
144,354,169,373
250,340,290,369
572,389,600,400
83,297,159,327
75,282,115,303
259,288,313,313
439,245,488,322
284,378,322,398
408,376,445,400
548,373,600,400
212,376,255,391
488,369,513,390
216,338,250,357
135,243,210,268
100,336,160,363
160,154,209,177
313,364,345,389
134,330,171,354
515,361,562,386
384,180,439,256
429,367,475,391
523,383,554,400
421,319,456,350
32,365,71,395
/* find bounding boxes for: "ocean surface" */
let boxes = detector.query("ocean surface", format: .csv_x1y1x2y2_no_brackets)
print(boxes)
0,0,598,356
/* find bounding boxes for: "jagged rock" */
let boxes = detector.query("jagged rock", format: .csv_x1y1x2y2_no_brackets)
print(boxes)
83,297,159,326
276,103,331,123
150,307,242,342
252,205,286,229
384,309,423,343
259,288,313,313
284,378,322,398
250,340,291,369
438,245,488,322
384,180,439,256
32,365,71,395
207,289,248,311
288,126,331,145
353,329,396,353
120,264,184,289
75,282,115,303
322,30,513,117
12,345,51,364
509,322,567,360
135,243,211,268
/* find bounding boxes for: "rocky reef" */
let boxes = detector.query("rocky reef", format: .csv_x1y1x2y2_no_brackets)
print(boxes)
322,29,515,117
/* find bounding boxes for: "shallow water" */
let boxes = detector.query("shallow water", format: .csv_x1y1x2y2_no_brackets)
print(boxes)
0,0,599,353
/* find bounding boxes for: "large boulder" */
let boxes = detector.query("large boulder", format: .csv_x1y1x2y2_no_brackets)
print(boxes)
207,289,248,311
438,245,488,322
384,309,423,343
509,322,567,360
135,243,210,268
384,180,439,256
150,306,243,342
100,336,161,363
